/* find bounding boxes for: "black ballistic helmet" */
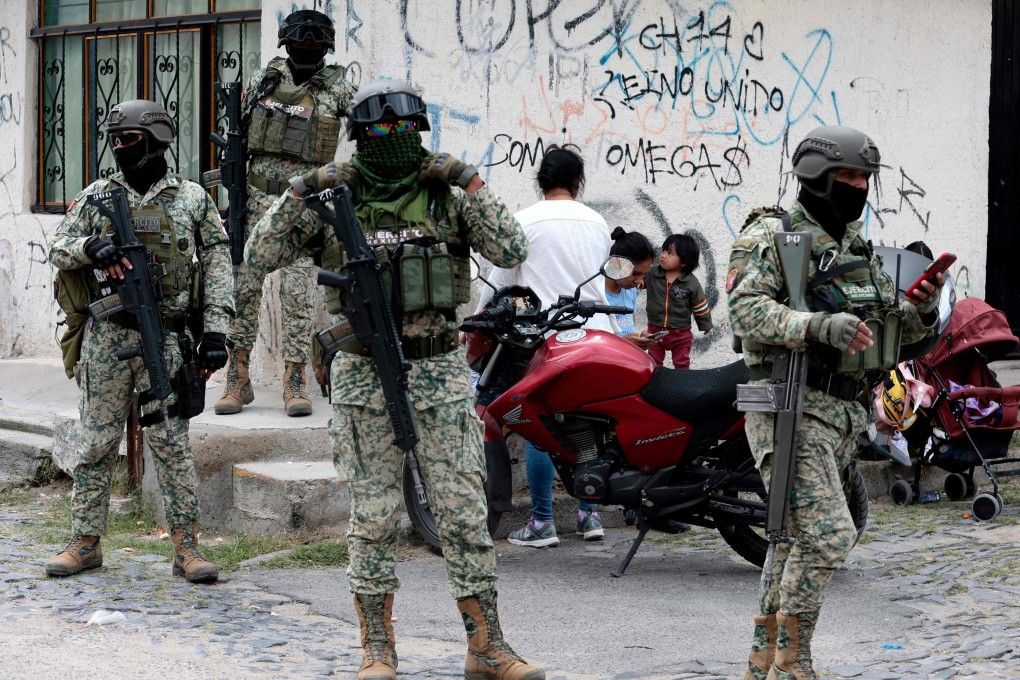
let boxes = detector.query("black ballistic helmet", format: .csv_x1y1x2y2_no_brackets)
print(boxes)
346,80,430,140
278,10,335,51
791,125,881,180
104,99,176,144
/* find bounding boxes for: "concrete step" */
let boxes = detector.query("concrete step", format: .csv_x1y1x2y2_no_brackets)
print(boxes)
0,428,54,490
231,461,349,534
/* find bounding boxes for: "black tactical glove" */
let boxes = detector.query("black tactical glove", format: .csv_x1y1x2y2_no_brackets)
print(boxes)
290,162,358,196
419,152,478,189
84,236,125,269
808,312,861,352
197,332,229,372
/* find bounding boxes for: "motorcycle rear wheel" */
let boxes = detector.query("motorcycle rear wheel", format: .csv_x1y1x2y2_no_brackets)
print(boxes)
718,467,870,568
401,461,503,556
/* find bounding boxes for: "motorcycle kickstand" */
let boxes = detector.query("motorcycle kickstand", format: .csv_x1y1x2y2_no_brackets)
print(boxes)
611,516,651,578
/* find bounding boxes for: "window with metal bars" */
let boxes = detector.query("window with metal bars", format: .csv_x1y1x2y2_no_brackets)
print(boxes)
31,1,261,212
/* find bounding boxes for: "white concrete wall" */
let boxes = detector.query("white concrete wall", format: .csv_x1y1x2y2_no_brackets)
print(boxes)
1,0,992,370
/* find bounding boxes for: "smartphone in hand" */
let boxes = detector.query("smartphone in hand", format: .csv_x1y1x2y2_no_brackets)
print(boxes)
905,252,956,300
647,330,669,340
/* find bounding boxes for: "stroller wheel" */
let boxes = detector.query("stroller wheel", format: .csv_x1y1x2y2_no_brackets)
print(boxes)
944,473,970,502
971,493,1003,522
891,479,915,506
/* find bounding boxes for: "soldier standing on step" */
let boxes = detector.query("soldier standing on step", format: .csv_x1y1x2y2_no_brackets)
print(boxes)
46,100,233,583
214,9,356,418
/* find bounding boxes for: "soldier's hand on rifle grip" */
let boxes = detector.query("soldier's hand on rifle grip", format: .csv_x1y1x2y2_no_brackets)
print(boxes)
419,152,480,192
290,162,358,197
808,312,873,355
197,332,229,380
84,236,132,281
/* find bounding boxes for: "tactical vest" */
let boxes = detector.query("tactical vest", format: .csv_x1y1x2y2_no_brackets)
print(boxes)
319,199,472,318
736,209,902,376
89,190,193,305
247,58,346,164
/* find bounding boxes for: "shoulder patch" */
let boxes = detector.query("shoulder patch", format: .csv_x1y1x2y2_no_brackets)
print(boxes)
726,267,740,292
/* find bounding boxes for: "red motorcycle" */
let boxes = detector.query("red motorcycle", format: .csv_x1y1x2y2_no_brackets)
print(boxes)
404,257,868,575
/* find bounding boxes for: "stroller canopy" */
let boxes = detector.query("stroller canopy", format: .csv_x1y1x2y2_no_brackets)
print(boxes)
925,297,1019,367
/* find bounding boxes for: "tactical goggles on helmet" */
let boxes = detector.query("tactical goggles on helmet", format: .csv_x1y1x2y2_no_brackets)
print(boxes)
350,92,427,125
109,130,145,147
278,23,335,46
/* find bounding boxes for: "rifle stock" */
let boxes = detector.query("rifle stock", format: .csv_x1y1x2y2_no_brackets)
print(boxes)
85,187,175,442
305,186,428,506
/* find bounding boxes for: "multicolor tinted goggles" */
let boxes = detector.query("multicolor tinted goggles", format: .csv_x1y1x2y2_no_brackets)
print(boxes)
350,92,427,125
364,119,417,137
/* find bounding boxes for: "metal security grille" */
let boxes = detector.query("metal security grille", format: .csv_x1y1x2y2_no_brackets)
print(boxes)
988,0,1020,334
31,9,260,212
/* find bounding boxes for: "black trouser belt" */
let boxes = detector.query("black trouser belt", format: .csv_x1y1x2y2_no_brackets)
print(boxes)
107,312,187,335
752,365,866,402
338,331,460,360
248,172,289,195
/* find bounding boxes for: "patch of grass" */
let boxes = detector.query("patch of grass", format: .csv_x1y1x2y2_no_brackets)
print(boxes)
0,486,34,506
947,583,969,596
259,539,349,569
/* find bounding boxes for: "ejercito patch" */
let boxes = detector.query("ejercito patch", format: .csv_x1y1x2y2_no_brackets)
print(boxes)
726,267,739,292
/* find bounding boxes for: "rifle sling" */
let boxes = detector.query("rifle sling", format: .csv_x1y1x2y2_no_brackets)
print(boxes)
751,364,866,402
337,330,459,360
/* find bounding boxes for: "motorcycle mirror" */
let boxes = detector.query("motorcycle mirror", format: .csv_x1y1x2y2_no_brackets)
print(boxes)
602,256,635,281
470,255,498,292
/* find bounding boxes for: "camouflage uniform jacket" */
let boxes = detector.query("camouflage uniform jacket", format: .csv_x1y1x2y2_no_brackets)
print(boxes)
245,184,528,408
727,200,934,423
48,173,234,336
244,57,357,189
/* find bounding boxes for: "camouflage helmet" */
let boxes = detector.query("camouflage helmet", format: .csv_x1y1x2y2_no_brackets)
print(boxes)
278,9,335,50
103,99,176,145
345,79,430,140
792,125,881,180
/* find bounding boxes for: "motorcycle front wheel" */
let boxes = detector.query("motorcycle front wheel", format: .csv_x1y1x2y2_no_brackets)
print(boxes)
401,461,503,556
718,467,870,568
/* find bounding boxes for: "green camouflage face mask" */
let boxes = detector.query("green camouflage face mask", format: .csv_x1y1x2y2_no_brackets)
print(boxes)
355,130,423,179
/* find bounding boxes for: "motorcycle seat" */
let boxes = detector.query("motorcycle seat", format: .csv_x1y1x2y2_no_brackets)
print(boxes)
640,360,750,422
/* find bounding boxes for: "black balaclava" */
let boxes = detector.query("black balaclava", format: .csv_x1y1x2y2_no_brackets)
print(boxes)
113,132,168,195
798,172,869,243
286,44,328,85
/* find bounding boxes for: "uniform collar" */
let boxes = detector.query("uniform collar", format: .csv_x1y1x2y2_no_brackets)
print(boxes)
109,171,179,202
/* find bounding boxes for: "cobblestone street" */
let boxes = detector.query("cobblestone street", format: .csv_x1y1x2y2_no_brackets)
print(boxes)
2,489,1019,679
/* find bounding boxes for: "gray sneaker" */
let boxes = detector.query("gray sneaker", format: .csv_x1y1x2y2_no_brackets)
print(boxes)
577,510,604,541
507,520,560,548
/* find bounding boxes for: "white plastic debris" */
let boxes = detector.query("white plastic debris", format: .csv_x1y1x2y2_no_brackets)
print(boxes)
86,610,126,626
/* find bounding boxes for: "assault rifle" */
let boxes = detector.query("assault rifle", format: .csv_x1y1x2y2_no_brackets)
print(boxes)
305,186,428,507
735,230,812,591
203,82,247,266
85,187,176,442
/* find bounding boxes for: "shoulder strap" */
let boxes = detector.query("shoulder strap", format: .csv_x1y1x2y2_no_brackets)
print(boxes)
310,64,346,89
739,205,790,233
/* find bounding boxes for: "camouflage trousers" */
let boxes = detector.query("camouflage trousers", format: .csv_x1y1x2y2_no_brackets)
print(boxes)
72,320,200,536
332,399,496,599
744,403,858,616
228,191,315,362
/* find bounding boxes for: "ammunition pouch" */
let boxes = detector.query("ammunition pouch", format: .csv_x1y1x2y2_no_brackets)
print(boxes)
394,243,466,314
833,307,904,374
174,336,205,420
53,269,93,379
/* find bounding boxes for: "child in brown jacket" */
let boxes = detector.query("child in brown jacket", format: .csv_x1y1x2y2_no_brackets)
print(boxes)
644,233,713,368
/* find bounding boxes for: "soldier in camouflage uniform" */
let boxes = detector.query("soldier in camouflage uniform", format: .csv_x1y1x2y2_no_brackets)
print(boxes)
215,9,356,418
246,80,544,680
46,100,233,584
727,126,945,680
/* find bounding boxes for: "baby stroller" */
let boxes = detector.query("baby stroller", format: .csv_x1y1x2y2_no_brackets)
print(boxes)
879,296,1020,520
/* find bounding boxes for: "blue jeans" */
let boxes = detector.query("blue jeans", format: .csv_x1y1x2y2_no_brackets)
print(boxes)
525,440,596,522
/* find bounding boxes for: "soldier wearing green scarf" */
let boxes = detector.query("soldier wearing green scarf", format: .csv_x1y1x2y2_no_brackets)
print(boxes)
246,80,544,680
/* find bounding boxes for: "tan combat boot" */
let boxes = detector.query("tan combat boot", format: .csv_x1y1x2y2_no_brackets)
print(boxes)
744,612,777,680
458,590,545,680
214,347,253,415
171,522,219,584
283,360,313,417
353,593,398,680
766,612,819,680
45,535,102,577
